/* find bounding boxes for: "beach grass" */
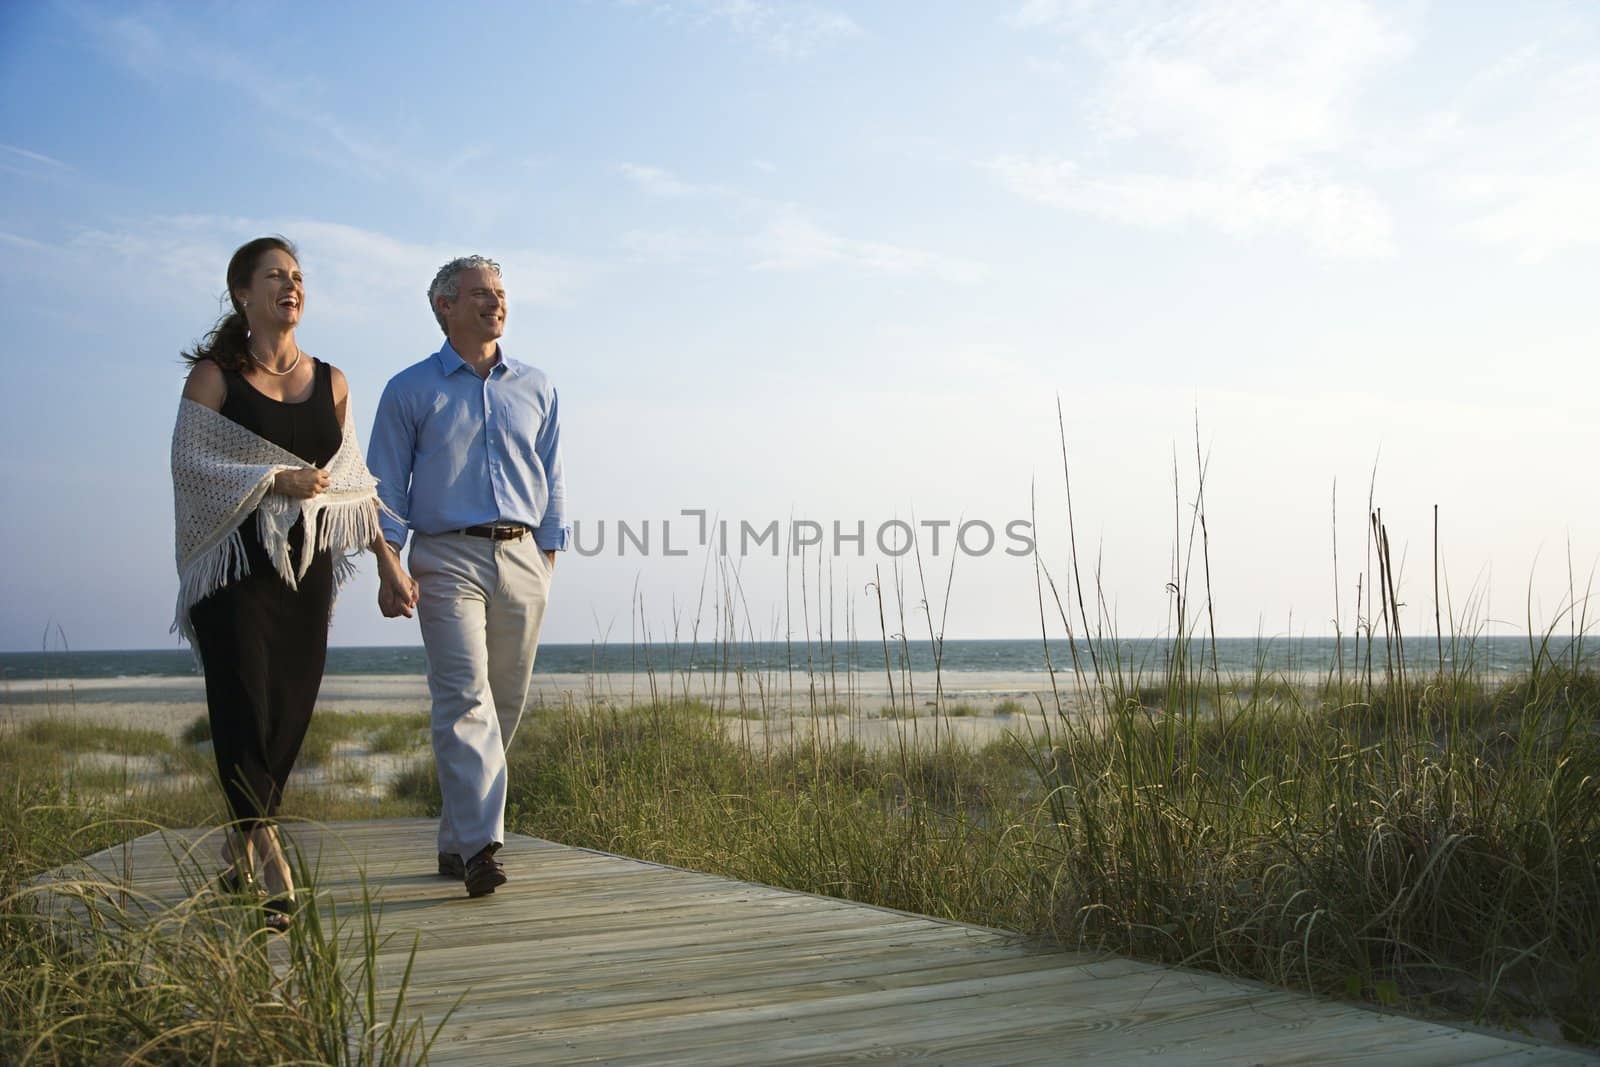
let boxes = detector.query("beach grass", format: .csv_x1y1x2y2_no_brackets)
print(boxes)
14,718,176,757
367,715,429,755
181,709,430,767
489,656,1598,1044
301,710,431,761
4,646,1595,1054
0,703,441,1063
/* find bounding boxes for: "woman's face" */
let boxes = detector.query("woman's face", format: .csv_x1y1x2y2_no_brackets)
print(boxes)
237,249,304,331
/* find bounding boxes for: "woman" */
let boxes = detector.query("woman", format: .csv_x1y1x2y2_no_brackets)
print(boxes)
172,236,416,931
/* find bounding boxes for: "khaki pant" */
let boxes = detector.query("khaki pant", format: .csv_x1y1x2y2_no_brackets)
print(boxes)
409,531,552,858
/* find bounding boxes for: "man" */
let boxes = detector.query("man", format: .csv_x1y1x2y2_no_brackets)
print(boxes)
369,255,567,898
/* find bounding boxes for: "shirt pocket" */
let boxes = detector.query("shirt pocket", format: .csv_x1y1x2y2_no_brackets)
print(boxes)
493,389,548,455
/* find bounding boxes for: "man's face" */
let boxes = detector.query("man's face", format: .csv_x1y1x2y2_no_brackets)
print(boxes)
439,266,506,345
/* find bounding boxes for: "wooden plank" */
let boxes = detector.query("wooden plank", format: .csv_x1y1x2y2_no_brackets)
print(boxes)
422,949,1147,1031
399,944,1087,1015
46,819,1596,1067
435,972,1272,1063
730,1003,1551,1067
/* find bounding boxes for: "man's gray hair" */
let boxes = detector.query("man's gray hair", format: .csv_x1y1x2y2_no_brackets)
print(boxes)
427,255,503,334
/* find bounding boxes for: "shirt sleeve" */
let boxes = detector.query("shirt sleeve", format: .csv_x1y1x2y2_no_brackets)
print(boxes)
366,377,415,550
534,383,570,552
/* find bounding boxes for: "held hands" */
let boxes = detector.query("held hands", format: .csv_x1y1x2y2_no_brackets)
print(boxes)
273,467,331,499
378,574,418,619
376,546,418,619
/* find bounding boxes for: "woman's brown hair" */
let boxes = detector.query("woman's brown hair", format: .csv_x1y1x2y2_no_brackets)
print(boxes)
181,235,299,371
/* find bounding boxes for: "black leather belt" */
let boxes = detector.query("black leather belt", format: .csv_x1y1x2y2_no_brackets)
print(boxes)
458,524,529,541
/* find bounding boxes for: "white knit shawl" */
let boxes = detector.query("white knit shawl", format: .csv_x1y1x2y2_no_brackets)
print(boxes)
170,397,385,649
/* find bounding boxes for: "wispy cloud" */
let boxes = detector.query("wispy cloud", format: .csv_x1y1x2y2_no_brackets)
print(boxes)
988,156,1393,258
0,231,50,249
995,0,1408,256
1442,48,1600,262
1449,172,1600,264
1,144,73,170
624,0,860,57
752,207,984,283
618,163,709,198
618,161,759,207
681,0,861,57
48,216,588,325
619,163,984,282
276,220,587,312
620,227,723,265
67,6,413,183
1075,0,1407,174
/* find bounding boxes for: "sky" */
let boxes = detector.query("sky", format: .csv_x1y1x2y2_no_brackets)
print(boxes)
1,0,1596,652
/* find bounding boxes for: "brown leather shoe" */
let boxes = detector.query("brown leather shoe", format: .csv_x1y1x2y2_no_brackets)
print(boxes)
437,852,464,878
464,843,506,898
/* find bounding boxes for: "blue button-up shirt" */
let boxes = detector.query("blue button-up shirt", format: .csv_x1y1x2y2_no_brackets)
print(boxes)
367,342,569,552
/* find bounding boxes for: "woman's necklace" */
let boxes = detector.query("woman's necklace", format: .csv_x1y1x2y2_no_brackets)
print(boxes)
250,345,303,376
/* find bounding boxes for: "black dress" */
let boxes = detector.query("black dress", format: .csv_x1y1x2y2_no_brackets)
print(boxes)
188,359,341,828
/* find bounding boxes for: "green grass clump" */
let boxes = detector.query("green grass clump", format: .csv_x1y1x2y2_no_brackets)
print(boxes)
181,710,428,766
368,716,429,755
17,719,175,756
390,760,441,807
1040,654,1600,1045
298,711,361,766
300,711,430,766
497,702,1039,926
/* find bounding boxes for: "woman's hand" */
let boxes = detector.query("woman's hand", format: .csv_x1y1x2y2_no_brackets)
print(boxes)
273,467,330,498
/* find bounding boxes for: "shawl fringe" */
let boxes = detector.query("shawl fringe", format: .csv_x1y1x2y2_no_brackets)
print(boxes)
170,398,385,660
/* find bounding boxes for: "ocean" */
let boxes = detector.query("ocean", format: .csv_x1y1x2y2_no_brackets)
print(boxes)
0,636,1581,682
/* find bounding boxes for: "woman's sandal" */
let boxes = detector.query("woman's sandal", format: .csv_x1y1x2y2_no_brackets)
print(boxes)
216,866,258,896
262,894,298,934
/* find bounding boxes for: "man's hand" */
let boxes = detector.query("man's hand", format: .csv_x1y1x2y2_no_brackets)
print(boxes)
544,550,556,572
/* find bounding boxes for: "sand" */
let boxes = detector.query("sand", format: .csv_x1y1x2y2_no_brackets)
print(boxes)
1,669,1092,751
6,664,1368,764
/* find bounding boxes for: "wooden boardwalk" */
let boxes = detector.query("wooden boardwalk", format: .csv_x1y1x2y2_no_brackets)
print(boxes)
60,819,1593,1065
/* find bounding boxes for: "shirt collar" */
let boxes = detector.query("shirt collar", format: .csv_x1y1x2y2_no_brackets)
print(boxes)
434,340,518,378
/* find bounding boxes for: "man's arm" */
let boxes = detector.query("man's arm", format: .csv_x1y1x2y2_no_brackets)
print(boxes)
533,383,569,566
367,378,420,616
367,378,417,551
